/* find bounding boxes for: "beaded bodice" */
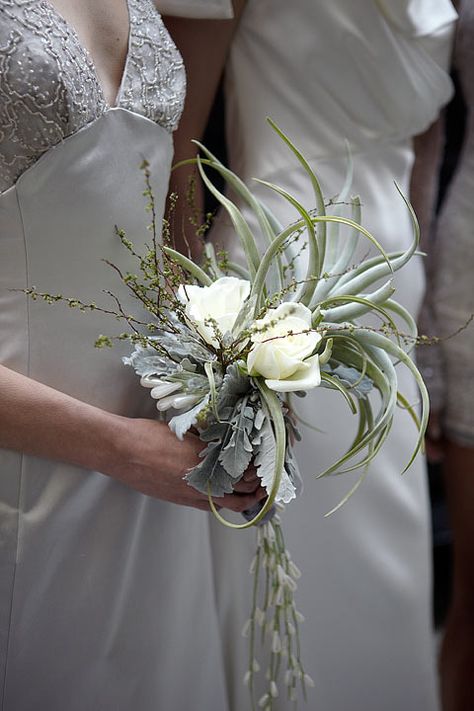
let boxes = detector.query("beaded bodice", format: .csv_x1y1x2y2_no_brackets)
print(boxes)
0,0,186,192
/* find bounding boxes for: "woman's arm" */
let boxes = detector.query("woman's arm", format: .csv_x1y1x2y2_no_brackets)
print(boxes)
411,117,447,461
0,363,263,511
162,1,246,259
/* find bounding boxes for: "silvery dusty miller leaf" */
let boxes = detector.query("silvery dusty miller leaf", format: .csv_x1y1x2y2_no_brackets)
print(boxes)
122,346,176,378
218,363,251,404
254,414,297,504
169,395,210,441
285,445,303,497
186,440,235,497
219,397,254,479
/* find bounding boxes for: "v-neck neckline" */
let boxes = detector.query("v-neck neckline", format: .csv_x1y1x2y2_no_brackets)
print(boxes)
41,0,132,109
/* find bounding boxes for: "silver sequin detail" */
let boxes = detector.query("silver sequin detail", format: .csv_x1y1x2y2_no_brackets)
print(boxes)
0,0,185,192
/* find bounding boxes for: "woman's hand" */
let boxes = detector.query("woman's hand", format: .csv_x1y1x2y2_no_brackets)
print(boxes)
0,364,266,513
109,415,266,512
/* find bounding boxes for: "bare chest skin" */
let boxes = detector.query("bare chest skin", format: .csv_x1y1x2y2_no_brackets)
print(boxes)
47,0,130,106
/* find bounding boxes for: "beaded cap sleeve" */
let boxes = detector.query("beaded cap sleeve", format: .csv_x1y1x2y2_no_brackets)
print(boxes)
0,0,186,193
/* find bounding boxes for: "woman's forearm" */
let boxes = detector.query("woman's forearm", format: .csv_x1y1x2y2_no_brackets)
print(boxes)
163,1,246,259
0,363,123,474
0,363,265,511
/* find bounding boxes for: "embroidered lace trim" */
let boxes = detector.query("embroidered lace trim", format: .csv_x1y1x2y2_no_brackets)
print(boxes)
0,0,185,192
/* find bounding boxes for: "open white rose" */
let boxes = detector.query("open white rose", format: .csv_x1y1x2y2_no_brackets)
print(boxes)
247,302,322,392
177,276,251,347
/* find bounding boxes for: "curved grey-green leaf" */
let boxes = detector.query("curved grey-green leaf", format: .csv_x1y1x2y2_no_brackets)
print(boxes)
319,281,395,323
266,117,327,266
203,242,224,279
254,178,320,306
330,326,428,472
383,298,418,356
313,195,360,305
225,261,250,280
320,371,357,414
316,346,396,477
196,157,260,281
331,185,420,297
192,144,283,293
250,220,307,308
162,247,212,286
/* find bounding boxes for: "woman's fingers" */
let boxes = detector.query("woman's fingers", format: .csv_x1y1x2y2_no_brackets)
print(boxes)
215,487,267,513
233,477,261,494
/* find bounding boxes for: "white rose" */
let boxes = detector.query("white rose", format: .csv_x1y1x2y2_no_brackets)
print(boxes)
247,302,322,392
177,276,251,347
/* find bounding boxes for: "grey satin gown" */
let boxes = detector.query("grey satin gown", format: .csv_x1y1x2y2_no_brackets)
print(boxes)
208,2,456,710
0,2,229,709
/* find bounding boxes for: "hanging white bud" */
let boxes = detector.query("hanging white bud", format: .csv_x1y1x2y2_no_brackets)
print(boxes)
295,610,305,623
266,525,276,543
149,381,182,399
303,673,315,688
258,693,270,708
140,375,162,388
288,561,302,579
252,659,260,672
241,619,251,638
270,681,279,698
274,586,284,607
272,630,282,654
243,671,252,687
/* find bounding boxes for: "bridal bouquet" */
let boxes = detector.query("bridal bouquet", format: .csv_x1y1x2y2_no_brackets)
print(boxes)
26,120,428,710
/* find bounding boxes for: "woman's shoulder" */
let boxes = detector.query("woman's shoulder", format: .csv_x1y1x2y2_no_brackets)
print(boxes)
373,0,457,38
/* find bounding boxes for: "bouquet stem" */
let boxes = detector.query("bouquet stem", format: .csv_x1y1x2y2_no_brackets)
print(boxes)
244,510,311,709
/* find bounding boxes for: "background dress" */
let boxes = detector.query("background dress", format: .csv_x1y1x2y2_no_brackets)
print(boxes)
0,2,232,709
419,0,474,446
208,1,457,709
